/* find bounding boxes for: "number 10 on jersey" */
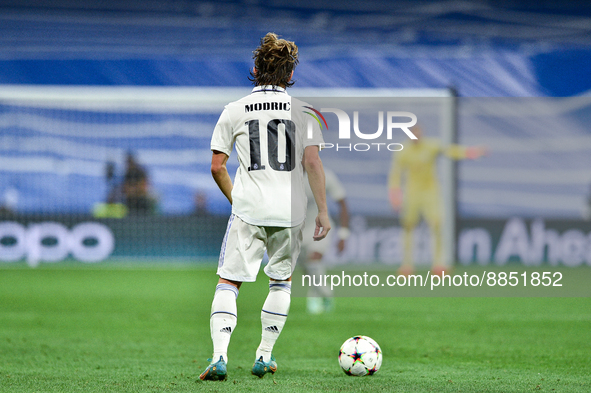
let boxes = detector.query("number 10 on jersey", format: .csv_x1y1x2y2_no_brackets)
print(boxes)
247,119,296,172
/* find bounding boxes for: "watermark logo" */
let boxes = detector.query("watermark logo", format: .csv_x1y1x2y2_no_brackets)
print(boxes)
304,107,417,152
304,106,328,130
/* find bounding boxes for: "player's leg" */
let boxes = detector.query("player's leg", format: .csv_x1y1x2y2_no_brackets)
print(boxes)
209,279,240,364
200,278,239,381
400,197,420,276
424,196,445,275
302,223,332,314
252,276,291,377
304,251,328,314
252,224,303,377
201,214,265,380
300,219,322,312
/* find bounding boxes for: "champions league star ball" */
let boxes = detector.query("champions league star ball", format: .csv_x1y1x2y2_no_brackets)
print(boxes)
338,336,382,376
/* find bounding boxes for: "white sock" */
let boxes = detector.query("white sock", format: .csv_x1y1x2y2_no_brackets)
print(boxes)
210,283,238,364
256,280,291,362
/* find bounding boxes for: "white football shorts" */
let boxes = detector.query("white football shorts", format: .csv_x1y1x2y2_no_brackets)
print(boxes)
217,214,304,282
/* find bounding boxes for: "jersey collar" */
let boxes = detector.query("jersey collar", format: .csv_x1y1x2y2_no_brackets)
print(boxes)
252,85,287,94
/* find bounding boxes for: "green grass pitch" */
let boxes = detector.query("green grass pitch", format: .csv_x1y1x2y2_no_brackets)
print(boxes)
0,263,590,392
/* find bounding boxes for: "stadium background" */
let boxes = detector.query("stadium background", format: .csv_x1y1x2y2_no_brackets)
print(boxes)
0,0,591,267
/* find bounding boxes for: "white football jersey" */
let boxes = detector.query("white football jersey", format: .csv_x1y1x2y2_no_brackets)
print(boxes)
211,85,324,227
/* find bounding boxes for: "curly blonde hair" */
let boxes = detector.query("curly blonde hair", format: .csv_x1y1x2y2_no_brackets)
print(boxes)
249,32,299,88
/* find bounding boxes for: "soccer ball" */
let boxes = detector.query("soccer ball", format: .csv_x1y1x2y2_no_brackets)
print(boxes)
338,335,382,376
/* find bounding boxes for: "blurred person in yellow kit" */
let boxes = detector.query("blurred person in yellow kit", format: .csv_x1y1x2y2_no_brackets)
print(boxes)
388,125,486,276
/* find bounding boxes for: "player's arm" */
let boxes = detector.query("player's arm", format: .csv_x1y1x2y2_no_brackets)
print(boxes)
211,150,232,204
444,145,487,160
303,145,331,241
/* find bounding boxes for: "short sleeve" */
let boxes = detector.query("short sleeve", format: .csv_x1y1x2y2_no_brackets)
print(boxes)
210,108,234,156
304,125,324,148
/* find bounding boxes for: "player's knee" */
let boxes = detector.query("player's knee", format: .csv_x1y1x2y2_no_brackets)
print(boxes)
308,252,323,261
269,279,292,294
218,277,242,290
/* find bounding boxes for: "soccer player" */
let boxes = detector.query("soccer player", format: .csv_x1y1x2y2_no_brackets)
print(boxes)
388,125,486,276
199,32,330,381
301,167,349,314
